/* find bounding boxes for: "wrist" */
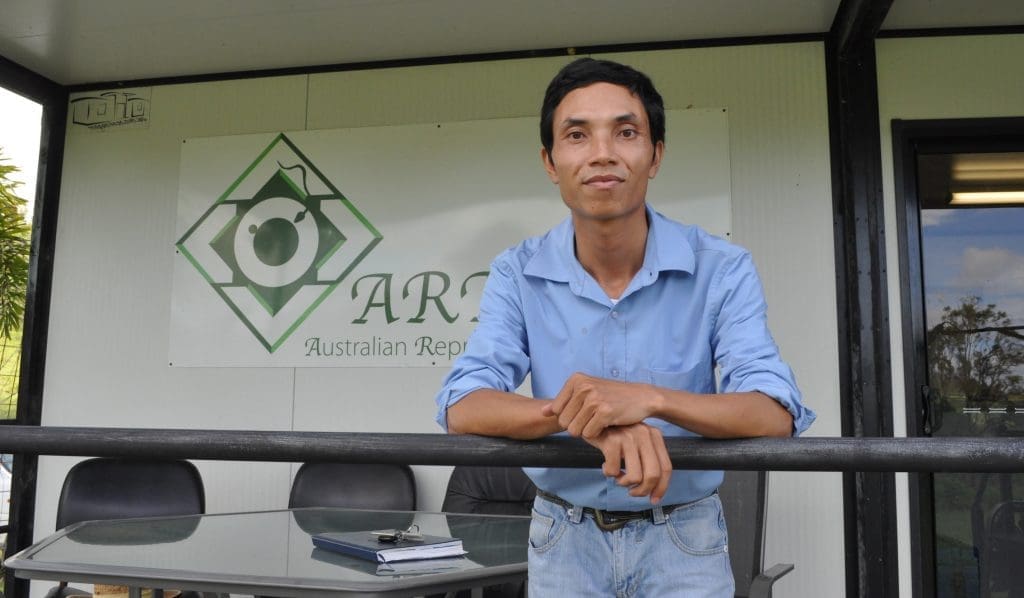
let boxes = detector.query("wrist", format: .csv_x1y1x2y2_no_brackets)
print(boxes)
647,384,667,419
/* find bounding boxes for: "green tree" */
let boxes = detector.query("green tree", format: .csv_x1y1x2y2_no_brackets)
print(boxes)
928,296,1024,409
0,148,31,338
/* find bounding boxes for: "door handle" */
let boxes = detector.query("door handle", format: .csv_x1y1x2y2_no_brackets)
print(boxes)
921,385,934,436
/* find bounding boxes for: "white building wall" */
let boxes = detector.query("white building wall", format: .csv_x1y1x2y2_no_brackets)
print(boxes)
876,33,1024,598
35,42,842,597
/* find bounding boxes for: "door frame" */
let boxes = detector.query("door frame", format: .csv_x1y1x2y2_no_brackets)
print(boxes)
892,116,1024,598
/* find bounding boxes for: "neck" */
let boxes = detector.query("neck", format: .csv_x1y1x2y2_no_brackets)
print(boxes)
573,208,648,300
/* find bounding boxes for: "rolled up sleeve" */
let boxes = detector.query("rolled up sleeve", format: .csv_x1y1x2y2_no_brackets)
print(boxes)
711,252,816,436
434,254,531,431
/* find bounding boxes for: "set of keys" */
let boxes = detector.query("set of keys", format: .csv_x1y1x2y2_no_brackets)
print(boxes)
371,524,424,543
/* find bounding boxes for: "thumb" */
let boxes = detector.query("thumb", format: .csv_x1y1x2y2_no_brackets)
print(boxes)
542,396,567,415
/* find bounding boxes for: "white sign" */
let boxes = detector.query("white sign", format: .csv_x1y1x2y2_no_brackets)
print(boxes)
170,110,731,367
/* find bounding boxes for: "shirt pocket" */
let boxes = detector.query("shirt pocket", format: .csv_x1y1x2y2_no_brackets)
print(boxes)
646,360,715,394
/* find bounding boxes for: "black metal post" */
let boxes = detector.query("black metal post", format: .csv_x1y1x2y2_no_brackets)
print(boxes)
0,53,67,598
825,1,896,597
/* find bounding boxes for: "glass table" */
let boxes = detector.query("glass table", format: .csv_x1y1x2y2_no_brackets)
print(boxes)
4,508,530,597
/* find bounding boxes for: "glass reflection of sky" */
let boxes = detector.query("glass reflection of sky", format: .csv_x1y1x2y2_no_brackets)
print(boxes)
921,207,1024,329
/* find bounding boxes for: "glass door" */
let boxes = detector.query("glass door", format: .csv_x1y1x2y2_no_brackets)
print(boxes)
917,151,1024,598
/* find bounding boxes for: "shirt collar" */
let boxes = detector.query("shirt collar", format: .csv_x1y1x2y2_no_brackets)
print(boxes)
523,204,696,285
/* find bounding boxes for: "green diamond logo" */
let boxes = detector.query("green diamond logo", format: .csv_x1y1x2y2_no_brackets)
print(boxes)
176,133,381,352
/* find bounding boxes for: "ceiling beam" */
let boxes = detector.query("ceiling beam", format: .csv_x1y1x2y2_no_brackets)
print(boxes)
831,0,895,55
0,54,62,104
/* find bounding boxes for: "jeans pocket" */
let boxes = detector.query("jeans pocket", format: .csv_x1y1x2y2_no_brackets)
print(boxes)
528,508,565,552
665,494,729,556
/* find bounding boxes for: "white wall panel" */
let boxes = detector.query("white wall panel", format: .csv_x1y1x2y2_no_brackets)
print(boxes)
35,76,311,561
877,33,1024,598
38,44,840,597
307,57,574,129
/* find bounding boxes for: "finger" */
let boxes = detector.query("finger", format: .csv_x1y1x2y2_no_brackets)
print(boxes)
616,433,643,489
565,401,599,437
651,432,673,505
581,402,611,438
599,435,624,478
628,429,661,499
557,387,588,436
546,378,575,416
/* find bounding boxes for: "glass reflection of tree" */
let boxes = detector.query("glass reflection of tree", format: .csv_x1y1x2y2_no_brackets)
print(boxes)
927,296,1024,436
928,297,1024,598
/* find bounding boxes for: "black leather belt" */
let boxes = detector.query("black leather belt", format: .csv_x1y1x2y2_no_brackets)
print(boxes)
536,489,686,532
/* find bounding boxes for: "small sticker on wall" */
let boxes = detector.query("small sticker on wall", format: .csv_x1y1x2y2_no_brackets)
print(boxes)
69,87,151,131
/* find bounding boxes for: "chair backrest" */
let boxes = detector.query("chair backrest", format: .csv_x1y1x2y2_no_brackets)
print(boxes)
719,470,768,598
442,466,537,516
288,462,416,510
56,458,205,530
980,500,1024,597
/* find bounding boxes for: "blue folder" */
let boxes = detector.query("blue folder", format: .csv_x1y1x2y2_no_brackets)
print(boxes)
311,531,465,563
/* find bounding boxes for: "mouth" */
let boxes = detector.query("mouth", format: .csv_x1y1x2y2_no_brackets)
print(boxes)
584,174,624,189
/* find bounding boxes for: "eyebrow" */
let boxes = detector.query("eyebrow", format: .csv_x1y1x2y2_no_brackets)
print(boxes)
560,113,641,129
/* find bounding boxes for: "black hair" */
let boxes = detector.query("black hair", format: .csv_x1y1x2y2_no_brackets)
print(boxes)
540,57,665,159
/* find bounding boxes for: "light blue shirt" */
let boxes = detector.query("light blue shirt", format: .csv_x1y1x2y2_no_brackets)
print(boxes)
436,204,815,510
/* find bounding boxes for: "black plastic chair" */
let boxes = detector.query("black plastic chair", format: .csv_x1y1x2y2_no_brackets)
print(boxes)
442,466,536,516
288,462,417,510
978,500,1024,598
719,470,794,598
286,462,417,540
45,458,206,598
440,466,536,598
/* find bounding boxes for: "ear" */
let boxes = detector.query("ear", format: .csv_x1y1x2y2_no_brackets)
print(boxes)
541,147,559,183
648,141,664,179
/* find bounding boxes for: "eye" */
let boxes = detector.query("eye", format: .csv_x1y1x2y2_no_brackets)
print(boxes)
568,131,585,141
620,128,638,139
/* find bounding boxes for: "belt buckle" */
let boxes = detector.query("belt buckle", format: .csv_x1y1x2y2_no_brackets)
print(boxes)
593,510,630,532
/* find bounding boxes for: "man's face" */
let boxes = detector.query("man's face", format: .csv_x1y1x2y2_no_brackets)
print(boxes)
541,82,663,225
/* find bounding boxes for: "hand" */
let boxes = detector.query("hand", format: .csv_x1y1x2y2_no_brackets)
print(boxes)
584,423,672,504
541,373,656,438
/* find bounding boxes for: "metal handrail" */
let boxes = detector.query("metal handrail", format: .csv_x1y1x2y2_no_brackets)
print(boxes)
1,425,1023,472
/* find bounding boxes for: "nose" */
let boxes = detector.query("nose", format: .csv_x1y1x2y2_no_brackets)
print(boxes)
588,131,617,165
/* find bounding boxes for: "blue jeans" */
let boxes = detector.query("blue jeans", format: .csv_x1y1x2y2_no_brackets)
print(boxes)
527,492,734,597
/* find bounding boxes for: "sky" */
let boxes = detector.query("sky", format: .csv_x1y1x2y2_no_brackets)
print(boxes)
0,86,43,221
921,206,1024,328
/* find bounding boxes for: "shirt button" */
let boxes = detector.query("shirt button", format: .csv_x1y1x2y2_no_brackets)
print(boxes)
610,311,619,319
611,368,620,377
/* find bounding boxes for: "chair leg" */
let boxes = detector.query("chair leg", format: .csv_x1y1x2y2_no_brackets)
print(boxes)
748,563,794,598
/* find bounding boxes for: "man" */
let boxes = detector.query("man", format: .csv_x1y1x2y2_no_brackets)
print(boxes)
435,58,815,597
